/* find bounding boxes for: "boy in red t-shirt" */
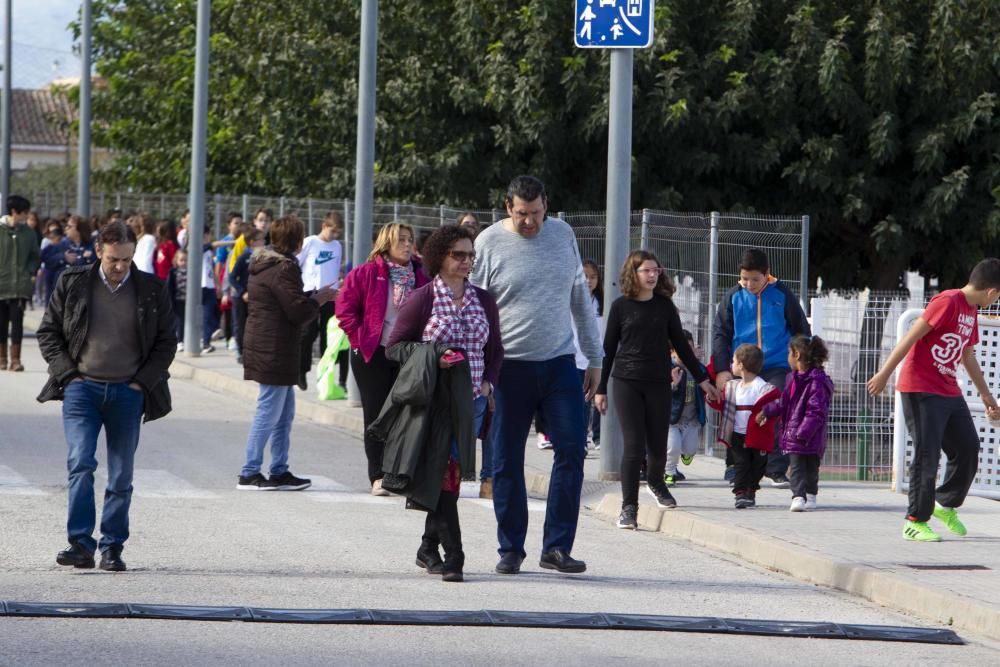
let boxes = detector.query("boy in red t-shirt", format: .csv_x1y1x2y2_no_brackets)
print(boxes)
868,258,1000,542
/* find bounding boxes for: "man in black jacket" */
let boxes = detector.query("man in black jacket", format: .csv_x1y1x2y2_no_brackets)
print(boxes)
36,221,176,572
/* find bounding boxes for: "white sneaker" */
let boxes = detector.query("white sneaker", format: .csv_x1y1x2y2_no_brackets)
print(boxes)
211,328,224,341
176,342,185,352
537,433,553,450
227,338,238,351
789,497,806,512
371,479,391,497
805,494,817,511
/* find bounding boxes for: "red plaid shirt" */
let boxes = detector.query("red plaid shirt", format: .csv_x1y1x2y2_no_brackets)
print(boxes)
422,277,490,398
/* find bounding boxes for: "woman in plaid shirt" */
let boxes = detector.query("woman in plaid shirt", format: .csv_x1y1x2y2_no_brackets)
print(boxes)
387,225,503,582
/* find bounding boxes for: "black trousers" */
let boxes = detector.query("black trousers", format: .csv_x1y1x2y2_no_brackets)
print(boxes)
0,298,25,345
299,300,336,377
760,367,789,477
614,378,672,506
901,392,980,522
421,490,462,559
337,349,349,386
731,432,768,496
351,347,399,483
234,296,249,354
789,454,820,498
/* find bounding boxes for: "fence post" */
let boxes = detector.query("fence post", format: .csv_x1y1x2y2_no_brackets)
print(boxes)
279,196,286,217
115,192,121,210
344,197,360,407
99,192,105,214
241,194,249,221
702,212,721,457
557,211,566,221
493,209,500,223
160,194,166,218
640,208,649,249
393,201,400,222
307,198,316,236
439,204,445,227
213,193,223,238
800,215,810,315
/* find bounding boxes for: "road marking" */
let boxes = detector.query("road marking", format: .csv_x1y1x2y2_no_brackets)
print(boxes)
120,469,219,499
305,474,403,505
0,465,48,496
464,498,547,514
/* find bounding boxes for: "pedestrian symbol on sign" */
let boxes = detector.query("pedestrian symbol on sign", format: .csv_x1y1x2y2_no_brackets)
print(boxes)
574,0,654,49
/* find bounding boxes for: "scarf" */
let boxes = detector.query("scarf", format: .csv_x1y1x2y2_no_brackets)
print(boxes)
386,258,415,308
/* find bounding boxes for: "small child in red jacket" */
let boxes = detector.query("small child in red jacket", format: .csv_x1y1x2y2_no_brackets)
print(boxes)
717,344,781,509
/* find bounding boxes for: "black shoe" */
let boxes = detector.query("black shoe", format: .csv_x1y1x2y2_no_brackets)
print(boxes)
539,548,586,574
734,494,753,509
617,504,638,530
269,471,311,491
99,546,126,572
56,542,95,569
673,470,686,482
769,474,791,489
236,472,277,491
441,553,465,583
297,372,308,391
416,542,444,574
495,552,524,575
647,484,677,509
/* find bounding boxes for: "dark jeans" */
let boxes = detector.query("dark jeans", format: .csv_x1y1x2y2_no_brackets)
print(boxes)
614,377,671,507
300,301,336,377
491,355,586,557
901,392,980,522
730,432,767,497
172,300,186,343
351,347,399,483
62,380,144,553
202,287,219,347
590,403,601,443
234,296,249,353
789,454,820,498
0,298,25,345
760,367,790,477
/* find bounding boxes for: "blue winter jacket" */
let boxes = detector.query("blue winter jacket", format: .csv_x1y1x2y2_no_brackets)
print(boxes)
671,362,707,426
712,277,810,373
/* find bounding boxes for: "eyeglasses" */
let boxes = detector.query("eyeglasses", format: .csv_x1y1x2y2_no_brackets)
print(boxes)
636,267,664,276
447,250,476,263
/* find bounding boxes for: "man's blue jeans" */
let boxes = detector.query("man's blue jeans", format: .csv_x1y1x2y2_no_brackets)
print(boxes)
63,380,144,554
491,355,587,557
241,384,296,477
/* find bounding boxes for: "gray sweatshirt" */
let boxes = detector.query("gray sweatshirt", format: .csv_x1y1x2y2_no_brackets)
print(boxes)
472,218,603,366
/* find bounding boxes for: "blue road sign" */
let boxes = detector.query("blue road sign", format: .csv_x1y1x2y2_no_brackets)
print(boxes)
574,0,654,49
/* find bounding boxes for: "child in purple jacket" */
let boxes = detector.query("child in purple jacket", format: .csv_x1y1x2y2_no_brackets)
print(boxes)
757,335,833,512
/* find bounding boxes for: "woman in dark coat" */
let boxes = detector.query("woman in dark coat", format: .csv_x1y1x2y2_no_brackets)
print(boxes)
236,216,336,491
386,224,503,582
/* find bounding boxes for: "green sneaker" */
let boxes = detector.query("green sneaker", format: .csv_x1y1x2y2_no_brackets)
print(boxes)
681,454,694,466
902,520,942,542
664,474,676,487
932,504,967,536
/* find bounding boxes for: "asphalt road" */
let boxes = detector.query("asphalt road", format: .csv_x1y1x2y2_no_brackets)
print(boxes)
1,338,998,665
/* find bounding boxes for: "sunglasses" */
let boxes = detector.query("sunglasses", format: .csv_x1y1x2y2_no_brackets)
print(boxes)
636,267,664,276
447,250,476,263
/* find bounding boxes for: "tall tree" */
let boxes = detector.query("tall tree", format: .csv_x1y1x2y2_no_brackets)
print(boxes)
76,1,999,288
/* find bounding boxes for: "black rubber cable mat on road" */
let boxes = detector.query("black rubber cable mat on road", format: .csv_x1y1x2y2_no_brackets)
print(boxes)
0,601,963,644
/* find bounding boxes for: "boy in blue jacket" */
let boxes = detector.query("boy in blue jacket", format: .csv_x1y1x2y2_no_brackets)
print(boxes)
712,248,810,487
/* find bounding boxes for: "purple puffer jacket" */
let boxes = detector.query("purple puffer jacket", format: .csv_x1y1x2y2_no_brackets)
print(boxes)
762,368,834,457
335,255,429,363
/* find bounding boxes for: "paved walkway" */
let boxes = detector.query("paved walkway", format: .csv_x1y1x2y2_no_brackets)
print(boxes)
20,309,1000,640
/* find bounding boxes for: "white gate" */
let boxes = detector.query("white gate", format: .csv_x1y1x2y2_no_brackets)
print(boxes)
892,308,1000,499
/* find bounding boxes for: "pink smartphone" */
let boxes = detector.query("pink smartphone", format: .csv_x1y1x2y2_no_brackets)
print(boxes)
443,351,465,364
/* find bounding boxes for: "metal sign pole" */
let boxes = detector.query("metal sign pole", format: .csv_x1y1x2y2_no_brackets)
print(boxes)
76,0,92,218
184,0,211,356
598,48,634,481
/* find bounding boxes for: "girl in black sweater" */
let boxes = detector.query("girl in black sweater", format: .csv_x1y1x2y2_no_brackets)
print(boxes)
595,250,719,529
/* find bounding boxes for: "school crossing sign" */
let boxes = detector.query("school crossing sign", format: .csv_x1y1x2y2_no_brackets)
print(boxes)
575,0,654,49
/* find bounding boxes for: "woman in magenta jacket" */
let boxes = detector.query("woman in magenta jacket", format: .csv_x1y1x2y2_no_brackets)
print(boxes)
336,223,429,494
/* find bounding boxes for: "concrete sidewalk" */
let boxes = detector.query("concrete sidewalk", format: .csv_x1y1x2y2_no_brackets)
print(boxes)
20,309,1000,641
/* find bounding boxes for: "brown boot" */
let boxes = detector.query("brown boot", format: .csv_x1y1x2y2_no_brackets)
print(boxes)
8,343,23,372
479,478,493,499
0,343,7,370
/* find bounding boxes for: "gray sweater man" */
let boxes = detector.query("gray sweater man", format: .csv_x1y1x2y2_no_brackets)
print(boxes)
471,175,602,576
